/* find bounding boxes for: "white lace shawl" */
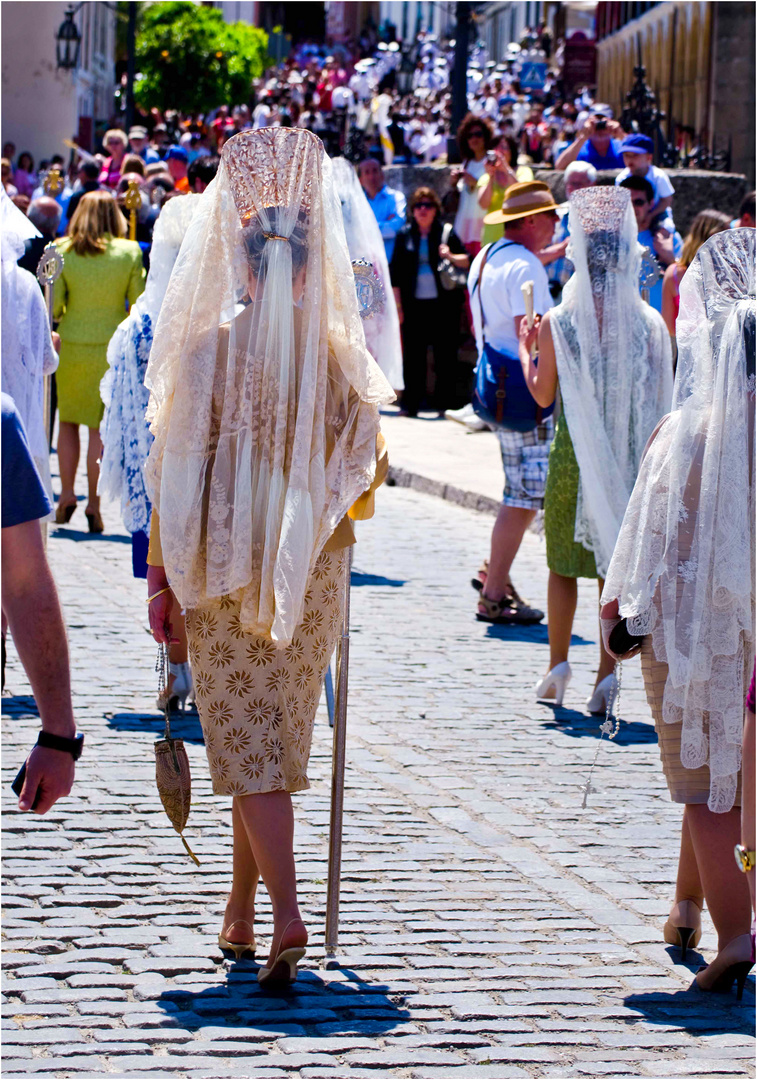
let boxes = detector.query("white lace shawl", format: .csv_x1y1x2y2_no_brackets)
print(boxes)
332,157,404,391
602,229,756,812
0,189,57,500
550,186,674,579
144,129,394,644
100,195,202,533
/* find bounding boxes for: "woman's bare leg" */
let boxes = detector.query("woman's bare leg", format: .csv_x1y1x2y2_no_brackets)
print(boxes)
57,421,80,506
546,570,577,672
222,800,259,942
235,789,307,966
741,707,755,917
685,803,751,950
86,427,101,515
673,811,704,908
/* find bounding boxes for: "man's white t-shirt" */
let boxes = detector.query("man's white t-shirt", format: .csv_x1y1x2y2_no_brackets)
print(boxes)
468,238,553,357
615,163,675,208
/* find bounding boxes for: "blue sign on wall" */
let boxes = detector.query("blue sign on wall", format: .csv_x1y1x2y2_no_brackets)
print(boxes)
519,62,548,90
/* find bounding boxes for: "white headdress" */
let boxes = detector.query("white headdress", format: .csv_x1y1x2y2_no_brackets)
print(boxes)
550,186,673,577
145,128,394,643
331,157,403,391
100,194,202,534
602,228,756,812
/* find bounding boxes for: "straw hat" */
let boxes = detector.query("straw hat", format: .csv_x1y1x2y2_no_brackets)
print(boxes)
483,180,559,226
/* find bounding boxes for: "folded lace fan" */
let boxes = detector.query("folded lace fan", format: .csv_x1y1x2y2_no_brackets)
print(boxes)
154,643,200,865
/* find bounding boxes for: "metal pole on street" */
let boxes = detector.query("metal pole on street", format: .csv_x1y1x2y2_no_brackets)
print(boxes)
447,1,470,163
324,546,353,962
125,1,137,132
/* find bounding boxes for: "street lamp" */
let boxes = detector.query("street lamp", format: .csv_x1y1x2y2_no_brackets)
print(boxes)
56,6,81,71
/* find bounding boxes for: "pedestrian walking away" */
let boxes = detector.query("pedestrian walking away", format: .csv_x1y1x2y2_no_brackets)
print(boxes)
144,127,393,988
602,228,755,999
519,186,673,712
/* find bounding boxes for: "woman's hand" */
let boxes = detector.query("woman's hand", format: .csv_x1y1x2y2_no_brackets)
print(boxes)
519,313,540,357
461,169,477,191
146,566,179,646
438,242,451,261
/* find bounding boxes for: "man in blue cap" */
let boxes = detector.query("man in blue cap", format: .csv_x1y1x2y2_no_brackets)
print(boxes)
165,145,190,193
615,132,675,232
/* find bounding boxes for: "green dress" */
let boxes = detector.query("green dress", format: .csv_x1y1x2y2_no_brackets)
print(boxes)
53,237,145,428
543,413,598,580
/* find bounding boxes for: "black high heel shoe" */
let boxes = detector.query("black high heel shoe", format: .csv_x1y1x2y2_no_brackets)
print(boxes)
696,933,755,1001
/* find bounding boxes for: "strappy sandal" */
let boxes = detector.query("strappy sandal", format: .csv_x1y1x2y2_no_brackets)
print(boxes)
476,589,544,625
471,559,489,593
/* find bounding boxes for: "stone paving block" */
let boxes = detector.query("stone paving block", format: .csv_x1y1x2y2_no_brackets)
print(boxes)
470,1045,568,1064
278,1036,377,1053
410,1070,530,1080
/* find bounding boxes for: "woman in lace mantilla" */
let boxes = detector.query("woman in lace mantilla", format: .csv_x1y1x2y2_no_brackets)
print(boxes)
601,228,755,992
143,128,393,982
519,186,673,713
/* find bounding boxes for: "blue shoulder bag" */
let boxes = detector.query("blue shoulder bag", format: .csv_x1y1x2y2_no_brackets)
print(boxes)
470,241,554,433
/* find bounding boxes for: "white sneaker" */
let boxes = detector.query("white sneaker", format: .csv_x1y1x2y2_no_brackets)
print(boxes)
444,403,476,424
444,403,489,432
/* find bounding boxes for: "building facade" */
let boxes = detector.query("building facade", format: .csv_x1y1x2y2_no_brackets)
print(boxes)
596,1,755,180
378,1,458,42
2,1,117,163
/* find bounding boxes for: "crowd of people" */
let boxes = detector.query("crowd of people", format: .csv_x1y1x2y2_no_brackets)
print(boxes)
1,22,755,1003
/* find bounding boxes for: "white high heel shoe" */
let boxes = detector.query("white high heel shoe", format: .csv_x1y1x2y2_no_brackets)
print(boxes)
157,661,192,713
586,672,617,715
535,661,572,706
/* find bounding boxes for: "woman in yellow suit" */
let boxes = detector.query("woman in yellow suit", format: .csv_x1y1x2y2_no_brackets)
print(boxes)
54,190,145,532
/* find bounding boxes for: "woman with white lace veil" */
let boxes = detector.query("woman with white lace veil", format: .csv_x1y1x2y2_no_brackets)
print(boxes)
144,128,393,986
601,228,755,996
519,186,673,711
332,156,403,393
100,194,202,711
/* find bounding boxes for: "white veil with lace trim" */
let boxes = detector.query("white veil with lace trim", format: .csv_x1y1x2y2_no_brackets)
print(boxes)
602,228,755,812
144,128,394,644
549,185,673,577
332,156,403,391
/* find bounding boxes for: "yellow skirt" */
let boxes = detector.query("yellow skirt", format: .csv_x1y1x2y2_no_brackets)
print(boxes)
186,549,346,797
640,637,742,807
56,340,109,428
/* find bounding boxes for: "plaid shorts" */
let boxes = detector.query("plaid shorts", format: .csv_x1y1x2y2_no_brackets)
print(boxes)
498,417,555,510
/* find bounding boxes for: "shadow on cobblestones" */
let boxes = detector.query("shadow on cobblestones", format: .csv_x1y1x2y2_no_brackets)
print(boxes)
50,527,132,545
106,711,205,744
483,623,594,646
541,710,658,745
154,967,411,1034
351,570,406,588
624,986,756,1035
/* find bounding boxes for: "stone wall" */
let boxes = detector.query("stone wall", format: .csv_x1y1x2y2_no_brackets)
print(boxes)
382,165,750,237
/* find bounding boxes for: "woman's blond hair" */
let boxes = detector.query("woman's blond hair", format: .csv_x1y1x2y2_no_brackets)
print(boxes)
103,128,128,151
679,209,732,269
64,190,127,255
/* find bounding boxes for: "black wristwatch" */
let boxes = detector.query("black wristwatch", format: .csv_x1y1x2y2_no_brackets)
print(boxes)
37,731,84,760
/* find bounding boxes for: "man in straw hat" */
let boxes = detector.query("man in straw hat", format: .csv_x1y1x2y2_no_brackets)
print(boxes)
468,180,559,624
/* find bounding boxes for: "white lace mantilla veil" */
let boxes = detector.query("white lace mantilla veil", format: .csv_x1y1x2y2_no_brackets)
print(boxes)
331,156,404,391
602,228,756,813
0,187,58,500
100,193,202,534
549,185,673,577
144,128,394,644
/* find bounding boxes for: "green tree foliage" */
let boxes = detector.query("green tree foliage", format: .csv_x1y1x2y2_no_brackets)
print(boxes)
134,1,270,114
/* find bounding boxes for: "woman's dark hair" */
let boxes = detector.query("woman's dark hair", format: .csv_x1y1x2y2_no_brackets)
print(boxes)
408,185,442,217
242,207,309,278
494,133,519,168
456,112,494,161
17,152,33,172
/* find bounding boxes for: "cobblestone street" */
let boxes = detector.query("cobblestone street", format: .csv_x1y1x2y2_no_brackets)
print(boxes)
2,452,755,1079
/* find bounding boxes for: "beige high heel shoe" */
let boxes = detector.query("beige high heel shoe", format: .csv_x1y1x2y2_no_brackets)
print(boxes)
663,899,702,962
257,918,307,988
218,919,256,960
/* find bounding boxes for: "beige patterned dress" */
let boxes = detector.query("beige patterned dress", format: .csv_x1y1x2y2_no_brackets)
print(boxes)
185,548,345,797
